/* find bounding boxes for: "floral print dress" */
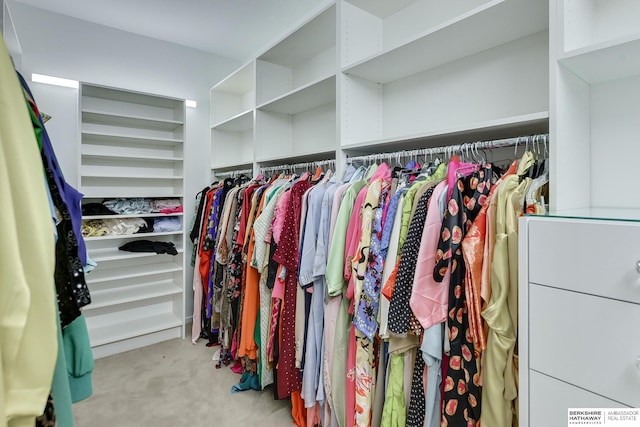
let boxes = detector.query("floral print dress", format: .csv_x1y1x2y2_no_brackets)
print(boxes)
434,164,492,427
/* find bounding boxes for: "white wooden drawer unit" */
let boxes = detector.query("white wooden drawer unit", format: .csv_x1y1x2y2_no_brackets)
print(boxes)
519,216,640,427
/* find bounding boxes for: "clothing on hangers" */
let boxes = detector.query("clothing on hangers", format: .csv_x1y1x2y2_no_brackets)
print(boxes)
194,136,548,427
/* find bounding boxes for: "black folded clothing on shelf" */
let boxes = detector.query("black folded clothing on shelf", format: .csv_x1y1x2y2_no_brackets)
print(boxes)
118,240,178,255
82,203,117,216
137,218,155,234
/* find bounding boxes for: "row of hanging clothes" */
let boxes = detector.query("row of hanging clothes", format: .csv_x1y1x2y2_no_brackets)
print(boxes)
189,134,549,427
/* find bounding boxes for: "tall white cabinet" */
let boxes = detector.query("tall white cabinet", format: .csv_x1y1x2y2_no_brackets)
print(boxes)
80,84,186,358
518,1,640,425
210,0,549,178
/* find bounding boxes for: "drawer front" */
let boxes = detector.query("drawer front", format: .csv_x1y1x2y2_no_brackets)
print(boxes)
529,370,626,427
529,284,640,407
528,218,640,304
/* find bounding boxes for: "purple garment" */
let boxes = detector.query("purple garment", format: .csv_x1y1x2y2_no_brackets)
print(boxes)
380,188,404,260
353,181,390,341
18,73,87,265
206,187,224,320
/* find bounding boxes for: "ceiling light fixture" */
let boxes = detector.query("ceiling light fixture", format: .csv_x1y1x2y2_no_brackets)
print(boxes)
31,73,79,89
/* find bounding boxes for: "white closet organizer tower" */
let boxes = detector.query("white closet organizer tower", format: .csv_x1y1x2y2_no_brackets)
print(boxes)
210,62,255,173
210,3,337,177
519,1,640,425
255,3,336,167
80,84,186,358
210,0,549,177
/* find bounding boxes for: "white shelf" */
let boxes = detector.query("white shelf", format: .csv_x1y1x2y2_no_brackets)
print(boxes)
83,212,183,220
82,172,183,179
82,84,184,109
211,62,254,93
82,152,183,162
89,313,182,347
258,3,336,69
257,149,336,165
345,0,418,19
81,191,184,199
81,130,183,145
82,110,183,130
89,247,184,263
85,280,182,311
211,109,253,131
83,231,183,241
342,0,548,84
86,263,182,284
257,75,336,115
255,4,336,105
559,34,640,84
211,162,254,172
342,112,549,152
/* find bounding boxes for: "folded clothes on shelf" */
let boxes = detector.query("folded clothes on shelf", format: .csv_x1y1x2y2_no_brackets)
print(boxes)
102,198,152,215
81,219,108,237
103,218,148,235
159,206,183,214
150,198,182,213
118,240,178,255
153,216,182,233
81,203,117,216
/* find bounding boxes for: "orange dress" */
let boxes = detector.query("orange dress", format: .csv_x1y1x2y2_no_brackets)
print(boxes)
238,191,266,360
461,161,517,355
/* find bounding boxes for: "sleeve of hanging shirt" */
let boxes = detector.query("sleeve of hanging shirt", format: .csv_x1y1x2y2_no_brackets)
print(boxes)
325,181,366,296
298,184,329,286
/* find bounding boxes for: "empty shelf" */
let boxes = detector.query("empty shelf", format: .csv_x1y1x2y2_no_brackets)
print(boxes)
82,130,183,144
82,110,183,131
88,312,182,347
89,247,184,263
211,110,253,131
85,279,182,310
257,75,336,115
86,263,182,284
343,0,547,84
83,231,183,241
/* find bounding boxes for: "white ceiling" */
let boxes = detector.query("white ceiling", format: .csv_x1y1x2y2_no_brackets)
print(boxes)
10,0,329,62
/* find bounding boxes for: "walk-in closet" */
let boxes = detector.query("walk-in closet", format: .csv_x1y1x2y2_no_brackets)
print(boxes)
2,0,639,426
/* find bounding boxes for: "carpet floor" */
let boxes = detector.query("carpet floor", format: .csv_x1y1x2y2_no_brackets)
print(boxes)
74,335,293,427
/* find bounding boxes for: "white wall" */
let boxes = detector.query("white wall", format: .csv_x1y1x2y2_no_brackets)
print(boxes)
8,1,240,322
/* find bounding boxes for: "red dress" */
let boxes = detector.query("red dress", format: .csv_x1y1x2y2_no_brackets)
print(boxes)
273,179,312,399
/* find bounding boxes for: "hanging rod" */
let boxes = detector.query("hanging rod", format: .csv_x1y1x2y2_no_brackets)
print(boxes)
346,133,549,165
259,158,336,174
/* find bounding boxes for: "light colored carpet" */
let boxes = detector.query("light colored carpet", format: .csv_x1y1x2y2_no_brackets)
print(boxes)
74,334,293,427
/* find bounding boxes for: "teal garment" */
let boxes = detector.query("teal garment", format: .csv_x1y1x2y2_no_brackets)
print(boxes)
254,309,262,388
52,308,75,427
62,314,94,402
231,371,261,393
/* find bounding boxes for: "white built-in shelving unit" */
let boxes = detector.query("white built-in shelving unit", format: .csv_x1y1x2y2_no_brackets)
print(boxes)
210,61,255,173
80,84,186,358
210,0,549,178
550,0,640,211
519,2,640,424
